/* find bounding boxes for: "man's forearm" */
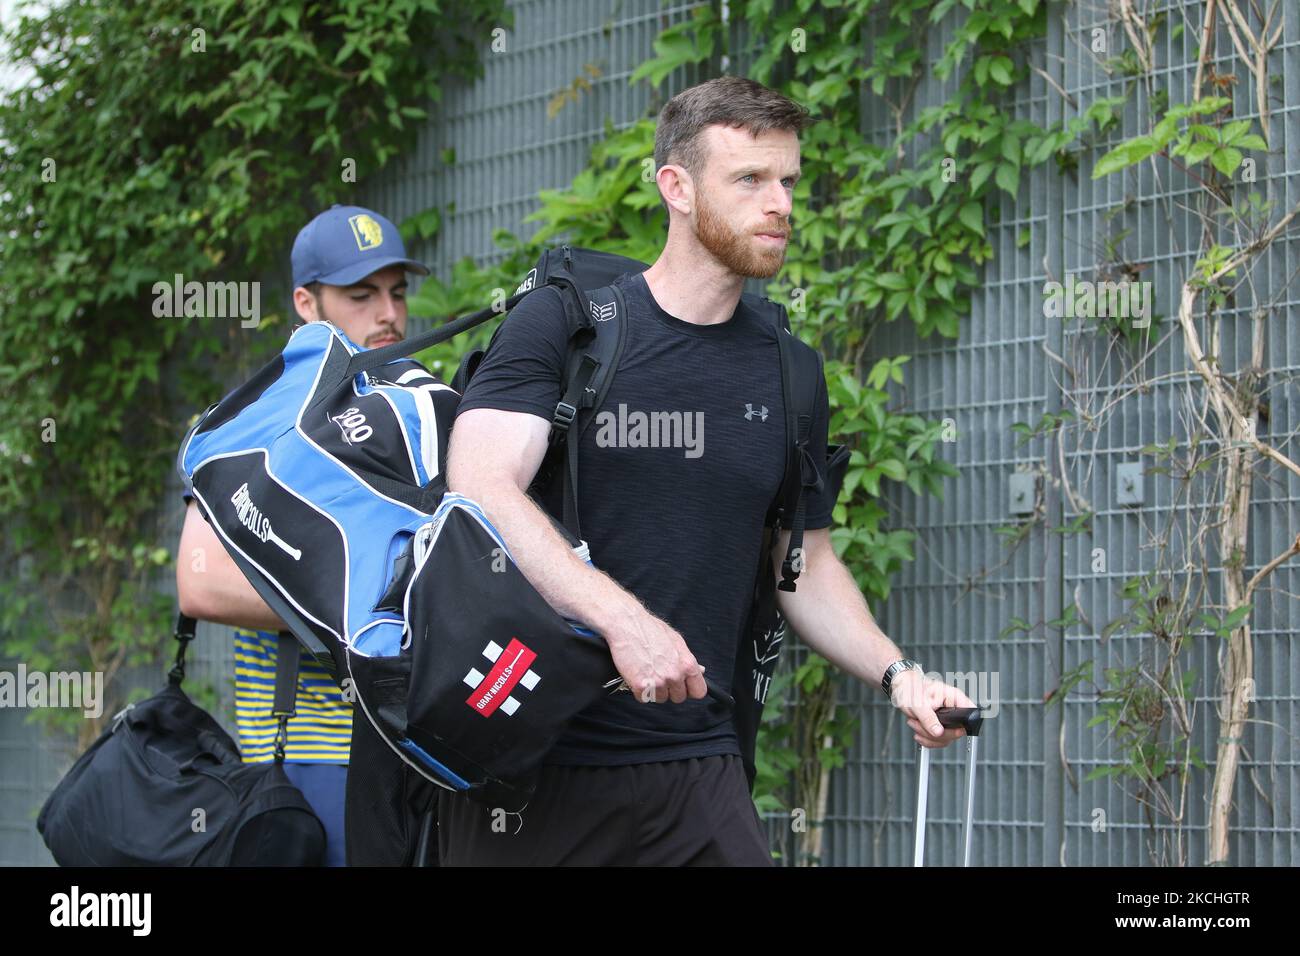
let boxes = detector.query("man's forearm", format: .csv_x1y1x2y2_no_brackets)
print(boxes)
779,533,977,743
450,475,644,635
178,568,288,632
774,530,905,688
446,407,706,701
177,500,287,632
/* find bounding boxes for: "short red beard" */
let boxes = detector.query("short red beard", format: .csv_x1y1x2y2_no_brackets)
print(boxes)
694,189,788,279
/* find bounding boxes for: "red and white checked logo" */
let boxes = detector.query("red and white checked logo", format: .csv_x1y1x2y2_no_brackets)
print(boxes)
463,638,540,717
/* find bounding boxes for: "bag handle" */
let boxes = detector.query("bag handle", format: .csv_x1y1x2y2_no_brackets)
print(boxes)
168,613,197,686
169,615,302,762
542,281,626,539
341,287,535,381
771,319,825,592
272,631,301,763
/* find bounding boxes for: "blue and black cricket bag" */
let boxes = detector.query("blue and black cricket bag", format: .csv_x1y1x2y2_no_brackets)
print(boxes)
179,244,845,814
177,260,634,811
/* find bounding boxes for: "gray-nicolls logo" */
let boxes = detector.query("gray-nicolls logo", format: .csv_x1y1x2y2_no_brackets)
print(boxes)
590,298,617,322
230,482,302,561
744,403,769,422
463,639,540,717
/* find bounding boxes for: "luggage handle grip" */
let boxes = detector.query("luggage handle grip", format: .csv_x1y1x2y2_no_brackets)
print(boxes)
936,706,983,737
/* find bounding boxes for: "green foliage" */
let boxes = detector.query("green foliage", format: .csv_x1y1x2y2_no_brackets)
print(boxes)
999,616,1033,640
0,0,507,739
629,5,720,87
1067,34,1283,846
1190,243,1240,310
1057,568,1209,791
753,657,857,830
1197,604,1253,640
1092,96,1268,180
1012,409,1076,446
1083,660,1205,785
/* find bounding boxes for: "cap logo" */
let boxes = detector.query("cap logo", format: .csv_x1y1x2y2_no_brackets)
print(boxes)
348,213,384,251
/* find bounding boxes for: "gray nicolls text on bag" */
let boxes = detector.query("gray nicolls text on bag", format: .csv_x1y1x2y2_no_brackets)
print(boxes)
230,482,302,560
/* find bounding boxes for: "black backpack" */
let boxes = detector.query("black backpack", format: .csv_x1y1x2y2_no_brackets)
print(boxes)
448,245,851,788
37,615,326,866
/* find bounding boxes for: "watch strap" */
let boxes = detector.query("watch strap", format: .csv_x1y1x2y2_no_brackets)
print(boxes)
881,659,920,699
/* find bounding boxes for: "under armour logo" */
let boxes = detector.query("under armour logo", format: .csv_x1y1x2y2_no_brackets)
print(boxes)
590,299,617,322
744,403,769,422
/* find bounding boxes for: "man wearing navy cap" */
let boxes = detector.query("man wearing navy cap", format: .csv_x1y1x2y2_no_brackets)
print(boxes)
176,205,430,866
289,204,429,349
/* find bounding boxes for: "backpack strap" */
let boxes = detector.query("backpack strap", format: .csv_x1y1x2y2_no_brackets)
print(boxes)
544,287,817,566
342,290,530,382
272,631,301,763
448,268,629,541
168,613,197,686
767,302,825,592
540,280,628,539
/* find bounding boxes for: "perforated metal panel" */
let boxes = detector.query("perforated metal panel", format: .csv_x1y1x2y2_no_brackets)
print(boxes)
1056,0,1300,868
829,1,1299,867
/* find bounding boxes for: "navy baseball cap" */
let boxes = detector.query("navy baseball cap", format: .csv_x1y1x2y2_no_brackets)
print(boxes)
291,204,429,288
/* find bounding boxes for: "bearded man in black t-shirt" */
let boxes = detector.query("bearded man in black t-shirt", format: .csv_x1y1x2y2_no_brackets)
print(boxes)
442,76,975,866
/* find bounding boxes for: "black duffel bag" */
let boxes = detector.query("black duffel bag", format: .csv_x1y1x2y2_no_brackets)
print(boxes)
37,614,325,866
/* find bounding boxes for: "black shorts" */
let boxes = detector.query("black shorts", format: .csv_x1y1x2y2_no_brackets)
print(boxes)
436,754,774,866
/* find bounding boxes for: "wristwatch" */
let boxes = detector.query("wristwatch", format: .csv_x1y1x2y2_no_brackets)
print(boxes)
880,659,921,700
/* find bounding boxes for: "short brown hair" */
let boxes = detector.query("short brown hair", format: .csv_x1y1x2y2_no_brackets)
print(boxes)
654,76,813,213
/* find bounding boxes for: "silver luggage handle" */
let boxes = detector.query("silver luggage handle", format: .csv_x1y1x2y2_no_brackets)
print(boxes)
914,707,984,867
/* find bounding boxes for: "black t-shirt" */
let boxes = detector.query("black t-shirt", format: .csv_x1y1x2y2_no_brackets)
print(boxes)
454,270,833,765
